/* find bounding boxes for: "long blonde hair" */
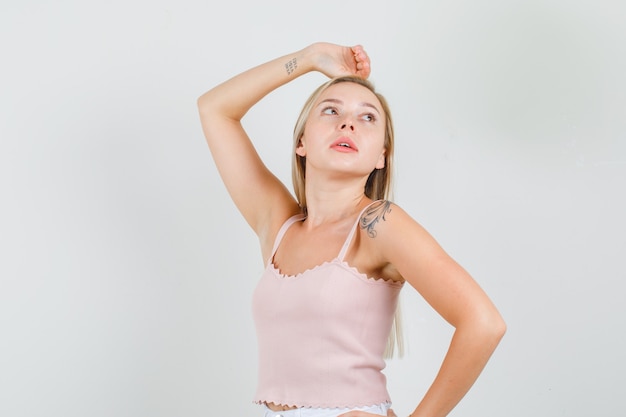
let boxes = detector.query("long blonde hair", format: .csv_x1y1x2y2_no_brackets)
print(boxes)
291,76,404,358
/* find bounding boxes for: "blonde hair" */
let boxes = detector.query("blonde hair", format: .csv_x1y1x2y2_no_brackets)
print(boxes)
291,76,404,358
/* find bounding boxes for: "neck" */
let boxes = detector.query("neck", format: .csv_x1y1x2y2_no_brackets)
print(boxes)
303,177,371,228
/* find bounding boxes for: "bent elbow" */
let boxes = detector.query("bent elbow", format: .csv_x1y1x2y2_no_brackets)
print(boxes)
467,307,506,346
197,93,212,114
493,315,507,341
484,310,507,344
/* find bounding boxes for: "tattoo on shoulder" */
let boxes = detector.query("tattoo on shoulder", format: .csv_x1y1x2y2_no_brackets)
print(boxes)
360,200,392,238
285,58,298,75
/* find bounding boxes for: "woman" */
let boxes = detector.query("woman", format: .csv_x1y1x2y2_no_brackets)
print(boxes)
197,42,506,417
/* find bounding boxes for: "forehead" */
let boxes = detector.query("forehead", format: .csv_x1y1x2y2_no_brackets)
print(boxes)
315,82,382,109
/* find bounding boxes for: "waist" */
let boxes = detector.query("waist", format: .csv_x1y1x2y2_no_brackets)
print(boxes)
261,402,391,417
254,363,391,409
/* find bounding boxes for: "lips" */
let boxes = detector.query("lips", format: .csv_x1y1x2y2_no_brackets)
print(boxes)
331,137,358,152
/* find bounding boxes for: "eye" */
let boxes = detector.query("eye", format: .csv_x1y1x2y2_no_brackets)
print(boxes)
322,106,338,115
362,113,377,122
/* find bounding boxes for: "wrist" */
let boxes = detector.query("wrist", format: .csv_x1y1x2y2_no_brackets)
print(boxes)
296,43,323,74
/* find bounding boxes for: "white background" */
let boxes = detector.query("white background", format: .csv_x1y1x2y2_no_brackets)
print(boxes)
1,1,624,416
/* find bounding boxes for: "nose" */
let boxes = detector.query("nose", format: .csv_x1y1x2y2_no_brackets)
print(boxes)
340,122,355,131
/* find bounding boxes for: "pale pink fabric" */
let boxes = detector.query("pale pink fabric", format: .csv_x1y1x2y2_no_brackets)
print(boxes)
252,202,403,408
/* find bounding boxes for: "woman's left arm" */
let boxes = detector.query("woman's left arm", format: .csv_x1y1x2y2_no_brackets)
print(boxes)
380,204,506,417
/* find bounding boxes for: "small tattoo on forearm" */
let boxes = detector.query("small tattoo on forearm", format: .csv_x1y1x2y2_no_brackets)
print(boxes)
360,200,392,238
285,58,298,75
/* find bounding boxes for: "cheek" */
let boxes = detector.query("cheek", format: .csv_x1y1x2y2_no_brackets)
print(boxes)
371,131,386,152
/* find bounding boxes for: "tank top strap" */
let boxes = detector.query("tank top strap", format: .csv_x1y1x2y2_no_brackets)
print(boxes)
338,200,385,261
267,213,306,263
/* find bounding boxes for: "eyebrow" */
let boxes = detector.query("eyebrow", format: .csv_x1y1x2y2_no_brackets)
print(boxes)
318,98,381,115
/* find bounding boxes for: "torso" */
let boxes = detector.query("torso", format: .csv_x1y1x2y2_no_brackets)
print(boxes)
254,199,404,410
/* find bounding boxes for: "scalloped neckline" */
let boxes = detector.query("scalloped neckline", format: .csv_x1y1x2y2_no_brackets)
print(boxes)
269,258,400,285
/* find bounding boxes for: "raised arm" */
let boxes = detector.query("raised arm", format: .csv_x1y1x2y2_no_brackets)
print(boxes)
197,42,371,240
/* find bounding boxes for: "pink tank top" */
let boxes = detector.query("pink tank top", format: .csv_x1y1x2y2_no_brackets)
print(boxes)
252,201,404,408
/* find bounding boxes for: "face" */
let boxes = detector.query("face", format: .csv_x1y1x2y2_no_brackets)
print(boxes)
296,82,386,177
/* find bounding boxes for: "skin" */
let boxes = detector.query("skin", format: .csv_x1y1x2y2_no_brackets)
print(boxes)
198,42,506,417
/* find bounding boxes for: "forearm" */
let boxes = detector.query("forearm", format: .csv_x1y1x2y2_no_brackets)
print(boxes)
410,319,506,417
197,45,317,120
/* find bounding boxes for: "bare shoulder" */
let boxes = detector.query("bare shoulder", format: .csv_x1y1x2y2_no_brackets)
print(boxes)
360,201,444,268
361,201,425,238
356,201,434,282
359,200,395,237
